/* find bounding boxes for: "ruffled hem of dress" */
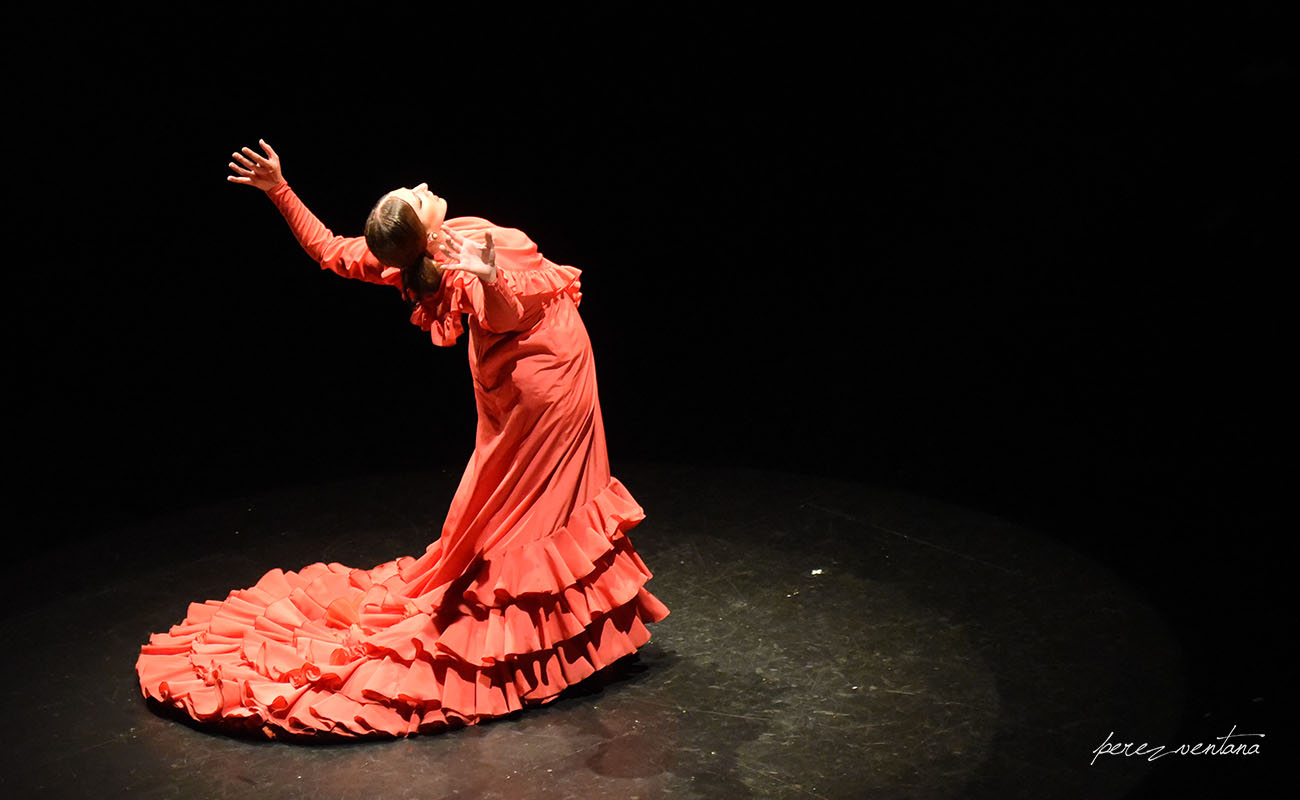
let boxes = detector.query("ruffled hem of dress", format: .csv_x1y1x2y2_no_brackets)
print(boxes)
137,585,667,739
134,478,668,739
408,262,582,346
398,477,645,607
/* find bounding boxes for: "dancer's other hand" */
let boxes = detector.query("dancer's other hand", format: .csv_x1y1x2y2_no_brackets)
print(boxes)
438,228,497,284
227,139,284,191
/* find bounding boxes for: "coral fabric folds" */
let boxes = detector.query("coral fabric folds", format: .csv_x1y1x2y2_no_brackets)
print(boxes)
135,185,669,738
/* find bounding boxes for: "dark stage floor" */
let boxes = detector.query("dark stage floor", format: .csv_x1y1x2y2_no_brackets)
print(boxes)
0,463,1268,798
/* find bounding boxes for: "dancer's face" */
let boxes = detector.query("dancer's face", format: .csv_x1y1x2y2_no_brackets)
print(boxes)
386,183,447,236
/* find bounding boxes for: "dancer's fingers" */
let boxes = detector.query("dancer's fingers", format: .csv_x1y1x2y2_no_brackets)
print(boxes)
259,139,278,161
232,151,256,169
241,146,269,166
229,161,253,176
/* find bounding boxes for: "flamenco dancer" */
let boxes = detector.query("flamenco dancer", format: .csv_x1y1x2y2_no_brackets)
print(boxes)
135,140,670,738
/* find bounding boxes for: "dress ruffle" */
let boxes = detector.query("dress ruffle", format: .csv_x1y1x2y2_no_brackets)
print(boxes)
409,261,583,346
135,478,668,739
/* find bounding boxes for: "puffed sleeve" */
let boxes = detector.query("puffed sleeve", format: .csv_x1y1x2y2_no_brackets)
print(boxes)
266,182,404,289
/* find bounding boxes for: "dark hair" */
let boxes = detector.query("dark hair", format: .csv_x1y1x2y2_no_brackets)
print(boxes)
364,195,441,299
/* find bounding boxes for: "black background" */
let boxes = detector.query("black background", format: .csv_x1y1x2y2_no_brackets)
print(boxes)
4,0,1287,769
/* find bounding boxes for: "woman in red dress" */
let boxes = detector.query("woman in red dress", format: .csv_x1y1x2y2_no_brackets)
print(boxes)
135,140,669,739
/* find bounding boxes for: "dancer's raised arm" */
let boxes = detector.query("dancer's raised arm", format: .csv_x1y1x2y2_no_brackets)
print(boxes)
228,140,401,289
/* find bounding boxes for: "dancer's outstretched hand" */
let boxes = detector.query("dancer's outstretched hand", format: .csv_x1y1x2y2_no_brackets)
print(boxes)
227,139,284,191
438,228,497,284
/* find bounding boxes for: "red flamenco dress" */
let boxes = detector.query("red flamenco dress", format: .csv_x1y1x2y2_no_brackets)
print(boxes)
135,183,670,738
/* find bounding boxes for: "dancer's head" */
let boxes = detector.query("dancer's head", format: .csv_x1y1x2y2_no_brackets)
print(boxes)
365,183,448,297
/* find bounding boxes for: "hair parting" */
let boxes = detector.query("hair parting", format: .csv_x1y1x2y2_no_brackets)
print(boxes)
364,195,442,300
